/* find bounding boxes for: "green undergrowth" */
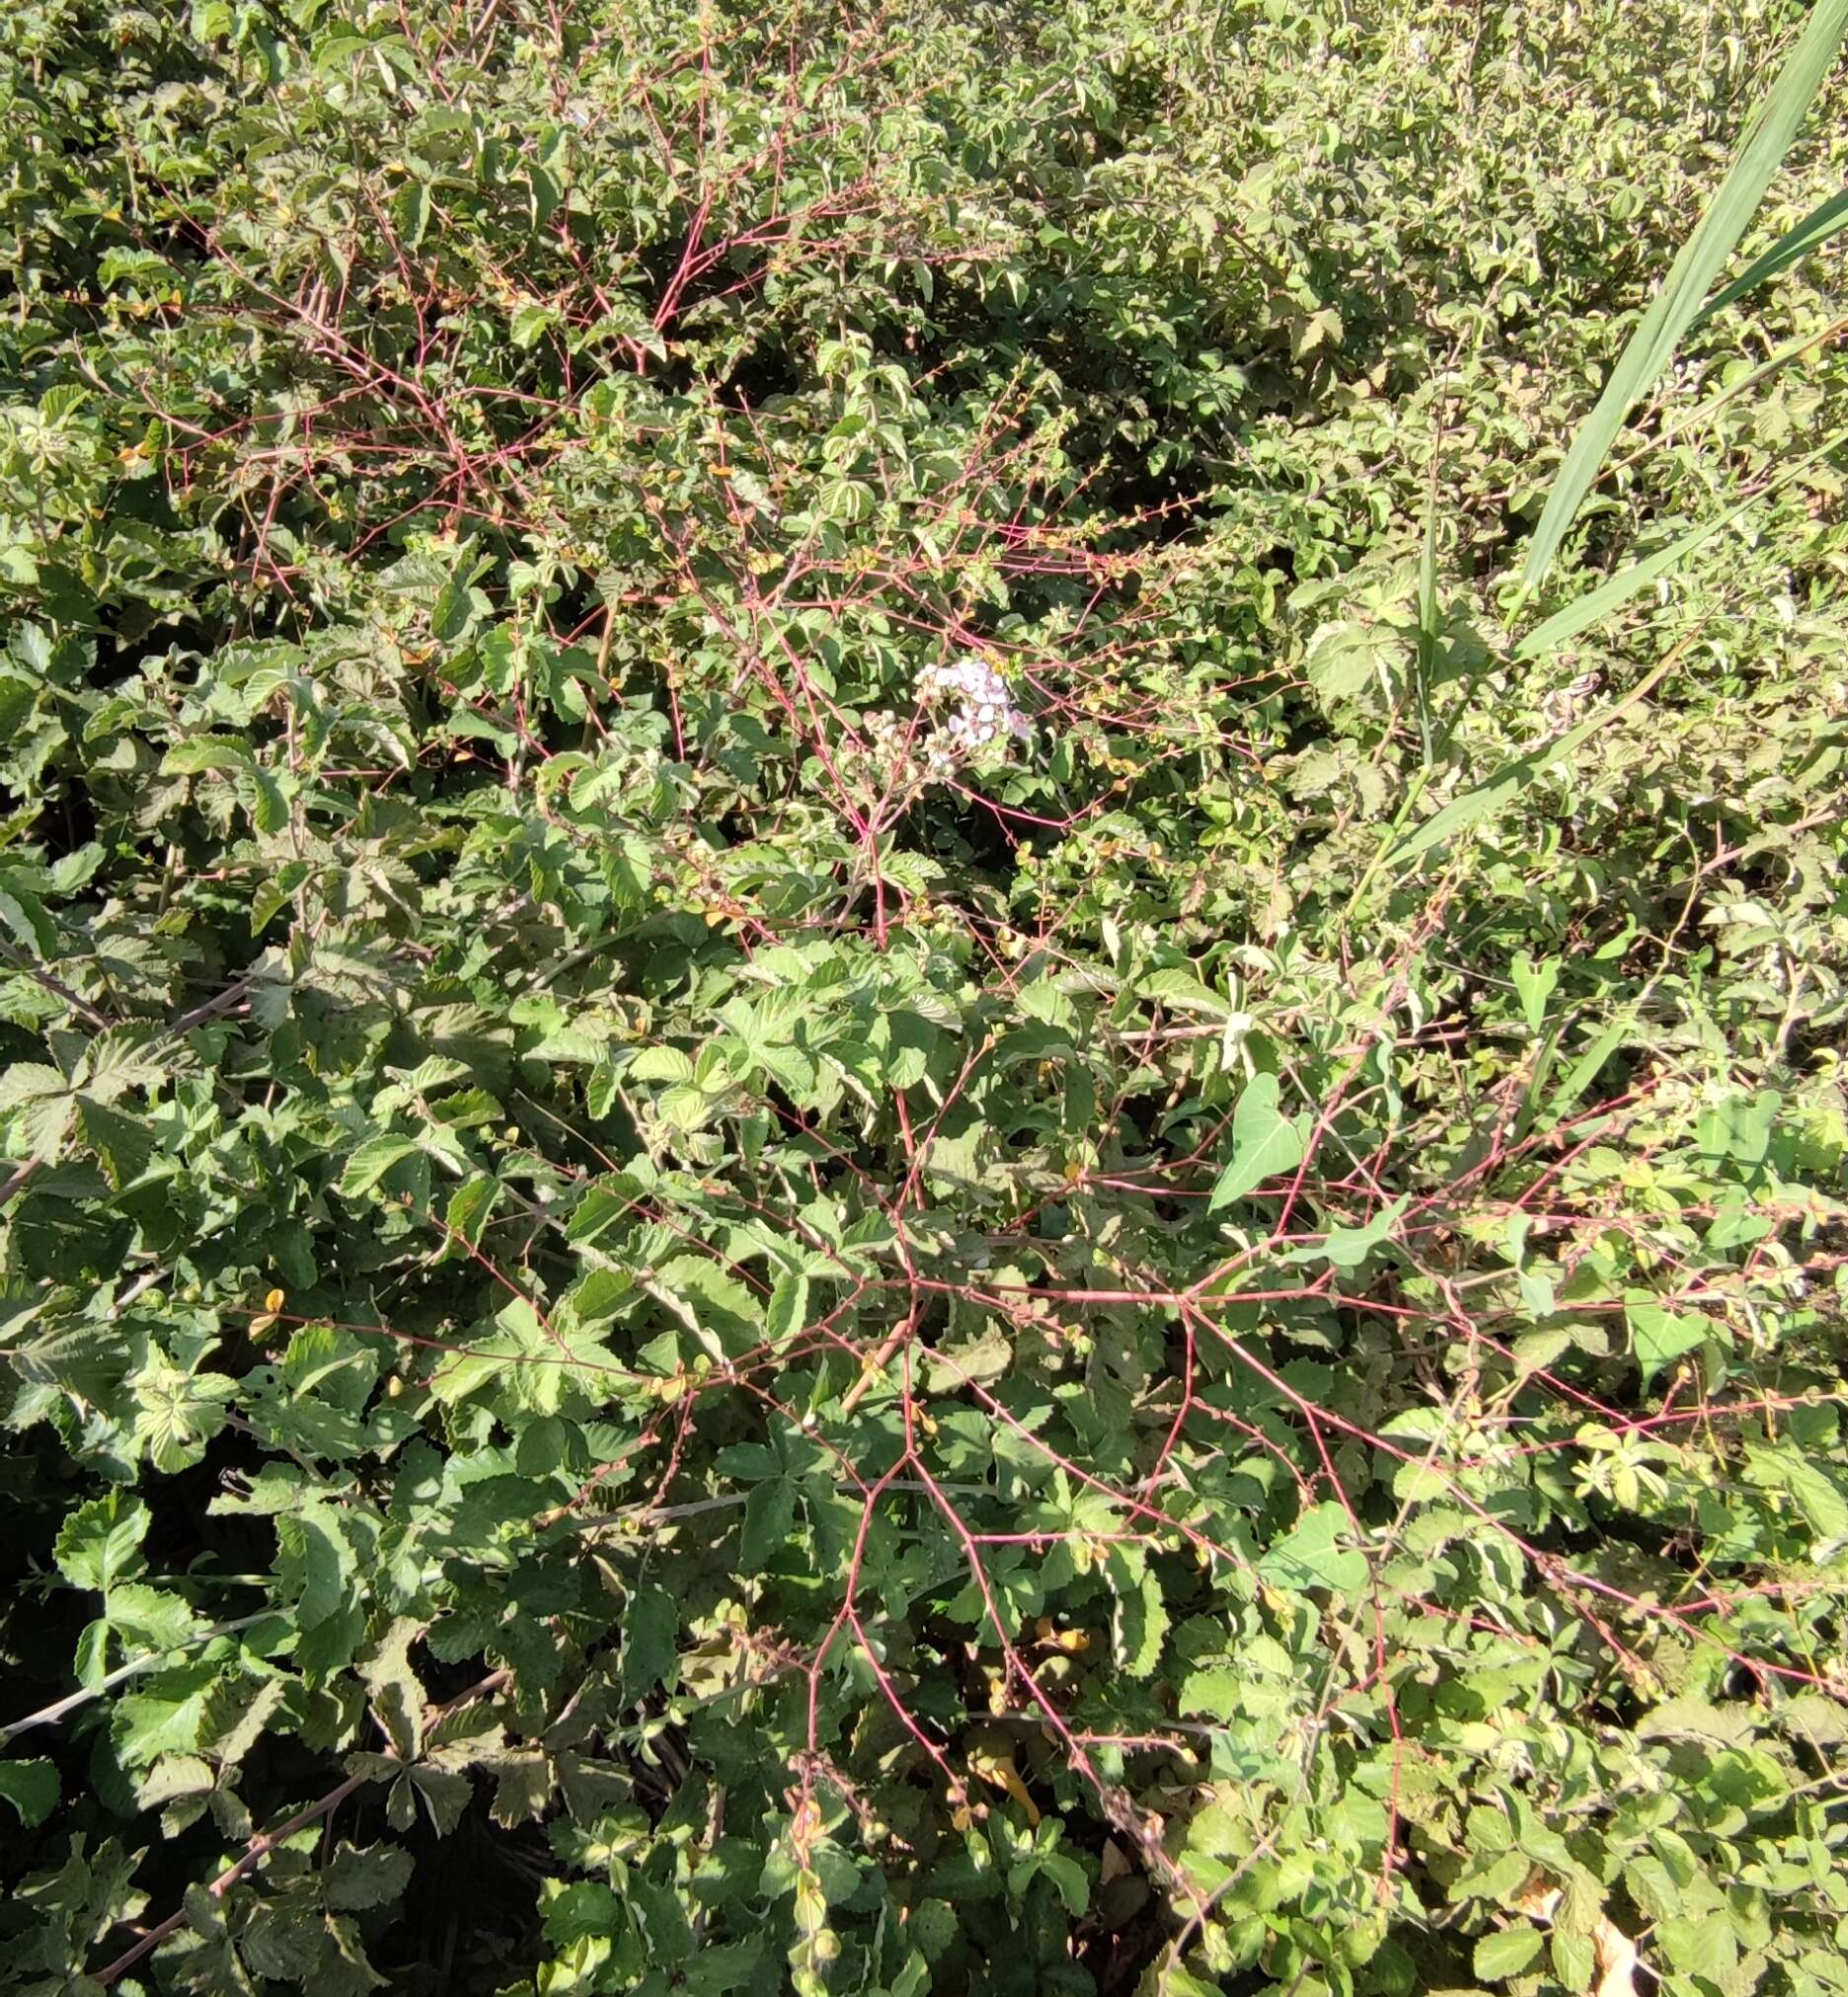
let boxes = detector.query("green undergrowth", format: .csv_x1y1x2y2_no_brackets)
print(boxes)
1,2,1846,1994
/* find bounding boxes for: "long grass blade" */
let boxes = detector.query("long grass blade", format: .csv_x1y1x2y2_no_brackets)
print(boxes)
1415,442,1440,765
1515,428,1845,659
1519,0,1848,591
1693,184,1848,328
1386,652,1679,869
1513,501,1756,660
1617,312,1848,475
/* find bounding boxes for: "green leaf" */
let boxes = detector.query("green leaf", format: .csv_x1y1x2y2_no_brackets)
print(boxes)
1304,620,1392,702
740,1477,797,1572
766,1271,809,1348
1521,0,1848,587
509,300,558,348
409,1765,472,1836
444,1173,501,1248
682,1938,766,1993
341,1133,422,1196
1657,1916,1738,1981
1695,184,1848,326
1516,433,1844,659
1257,1502,1368,1593
395,178,432,251
55,1492,150,1592
545,1880,624,1947
250,765,290,835
114,1660,221,1769
130,1353,235,1474
0,1760,57,1827
1309,1194,1409,1270
620,1585,678,1703
1552,1929,1596,1993
324,1840,416,1910
1627,1298,1711,1384
651,1256,762,1358
1747,1443,1848,1553
1208,1073,1306,1210
76,1096,154,1190
106,1583,200,1652
1474,1926,1545,1982
1390,653,1677,868
0,880,54,959
1039,1851,1090,1916
1109,1554,1169,1679
0,1063,67,1114
162,736,254,776
276,1503,361,1643
1509,952,1559,1034
1177,1665,1245,1722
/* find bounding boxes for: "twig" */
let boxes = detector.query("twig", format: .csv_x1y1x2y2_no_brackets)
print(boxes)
0,942,111,1030
92,1666,510,1988
163,968,264,1041
839,1310,918,1417
552,1477,992,1536
106,1268,166,1319
0,1613,274,1749
94,1773,369,1987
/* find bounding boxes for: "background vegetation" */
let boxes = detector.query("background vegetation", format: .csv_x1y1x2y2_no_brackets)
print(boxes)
2,1,1847,1993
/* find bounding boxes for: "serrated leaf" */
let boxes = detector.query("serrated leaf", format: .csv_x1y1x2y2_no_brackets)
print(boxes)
766,1270,808,1347
1257,1502,1368,1593
1552,1929,1595,1993
491,1750,553,1825
410,1764,472,1835
629,1045,696,1084
360,1621,424,1762
509,300,558,348
114,1659,221,1769
107,1583,200,1652
76,1096,154,1190
162,736,254,776
0,881,57,958
620,1585,678,1703
341,1132,422,1196
740,1477,797,1572
1474,1926,1545,1981
1039,1851,1089,1916
444,1171,501,1248
395,177,431,250
323,1839,416,1910
56,1491,150,1591
0,1063,67,1113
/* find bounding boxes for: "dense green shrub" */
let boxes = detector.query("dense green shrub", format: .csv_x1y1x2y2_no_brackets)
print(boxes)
1,1,1846,1993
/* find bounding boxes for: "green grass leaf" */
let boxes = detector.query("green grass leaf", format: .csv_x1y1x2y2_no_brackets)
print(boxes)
1521,0,1848,588
1694,183,1848,326
1389,652,1678,868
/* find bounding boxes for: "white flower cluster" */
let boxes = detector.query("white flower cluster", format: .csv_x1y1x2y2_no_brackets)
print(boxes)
915,655,1032,774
